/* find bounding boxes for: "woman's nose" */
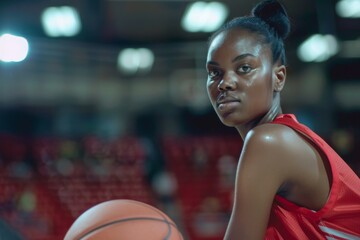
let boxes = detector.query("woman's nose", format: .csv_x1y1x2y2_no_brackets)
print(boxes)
217,74,236,91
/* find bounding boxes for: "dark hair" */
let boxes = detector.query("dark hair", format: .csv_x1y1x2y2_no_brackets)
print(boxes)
209,0,290,65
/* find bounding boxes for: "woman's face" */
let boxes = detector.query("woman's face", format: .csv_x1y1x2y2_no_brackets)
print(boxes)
206,28,277,128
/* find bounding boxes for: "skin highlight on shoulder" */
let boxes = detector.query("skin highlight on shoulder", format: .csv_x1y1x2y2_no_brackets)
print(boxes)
243,122,331,210
240,123,294,183
243,123,293,155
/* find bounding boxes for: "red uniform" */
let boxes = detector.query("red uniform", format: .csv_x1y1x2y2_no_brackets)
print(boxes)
265,114,360,240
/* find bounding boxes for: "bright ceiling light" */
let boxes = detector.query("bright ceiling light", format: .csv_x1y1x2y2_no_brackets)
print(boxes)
297,34,339,62
181,1,228,32
41,6,81,37
336,0,360,18
117,48,154,75
137,48,155,70
0,34,29,62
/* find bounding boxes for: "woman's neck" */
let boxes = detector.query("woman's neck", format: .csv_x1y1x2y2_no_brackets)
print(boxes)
236,93,282,139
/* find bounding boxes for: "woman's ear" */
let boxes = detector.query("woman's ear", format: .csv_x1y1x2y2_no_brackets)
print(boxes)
273,65,286,92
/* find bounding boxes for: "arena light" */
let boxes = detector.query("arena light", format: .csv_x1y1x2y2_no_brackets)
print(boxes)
181,1,228,32
297,34,339,62
41,6,81,37
0,34,29,62
336,0,360,18
117,48,154,75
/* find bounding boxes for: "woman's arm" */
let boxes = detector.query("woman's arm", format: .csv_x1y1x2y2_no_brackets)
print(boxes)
224,125,293,240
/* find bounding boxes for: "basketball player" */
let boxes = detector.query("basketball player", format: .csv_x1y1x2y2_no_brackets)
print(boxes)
205,0,360,239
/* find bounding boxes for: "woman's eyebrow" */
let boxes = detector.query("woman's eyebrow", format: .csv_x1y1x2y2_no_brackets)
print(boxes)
206,53,255,66
206,60,219,66
232,53,255,63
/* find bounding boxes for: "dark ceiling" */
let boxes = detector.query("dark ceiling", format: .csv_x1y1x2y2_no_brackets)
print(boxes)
0,0,359,79
1,0,353,47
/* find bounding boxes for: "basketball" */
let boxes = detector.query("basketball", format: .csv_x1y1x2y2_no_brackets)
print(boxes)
64,199,184,240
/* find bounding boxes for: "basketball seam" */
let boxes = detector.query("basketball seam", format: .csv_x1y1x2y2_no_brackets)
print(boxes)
126,200,174,240
78,217,178,240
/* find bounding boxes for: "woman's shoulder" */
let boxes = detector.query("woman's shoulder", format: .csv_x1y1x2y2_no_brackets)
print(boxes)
242,122,316,175
244,122,301,150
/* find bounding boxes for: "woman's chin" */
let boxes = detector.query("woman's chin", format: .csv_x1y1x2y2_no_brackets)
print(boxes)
219,117,242,128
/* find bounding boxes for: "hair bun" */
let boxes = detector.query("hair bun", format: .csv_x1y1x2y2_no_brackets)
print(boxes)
251,0,290,39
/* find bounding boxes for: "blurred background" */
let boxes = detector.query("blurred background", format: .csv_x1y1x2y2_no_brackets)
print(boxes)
0,0,359,239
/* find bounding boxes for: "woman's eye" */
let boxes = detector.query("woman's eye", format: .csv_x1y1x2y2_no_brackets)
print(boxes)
208,70,220,78
238,65,252,73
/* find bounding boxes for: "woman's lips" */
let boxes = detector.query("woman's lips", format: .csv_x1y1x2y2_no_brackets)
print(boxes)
217,100,241,110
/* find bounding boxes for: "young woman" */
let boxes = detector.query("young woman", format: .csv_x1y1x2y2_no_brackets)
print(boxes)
205,0,360,239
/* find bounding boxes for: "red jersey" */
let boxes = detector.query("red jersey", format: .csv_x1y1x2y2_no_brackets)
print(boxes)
265,114,360,240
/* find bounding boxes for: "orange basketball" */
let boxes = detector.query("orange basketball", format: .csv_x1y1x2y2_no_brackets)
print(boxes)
64,199,184,240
